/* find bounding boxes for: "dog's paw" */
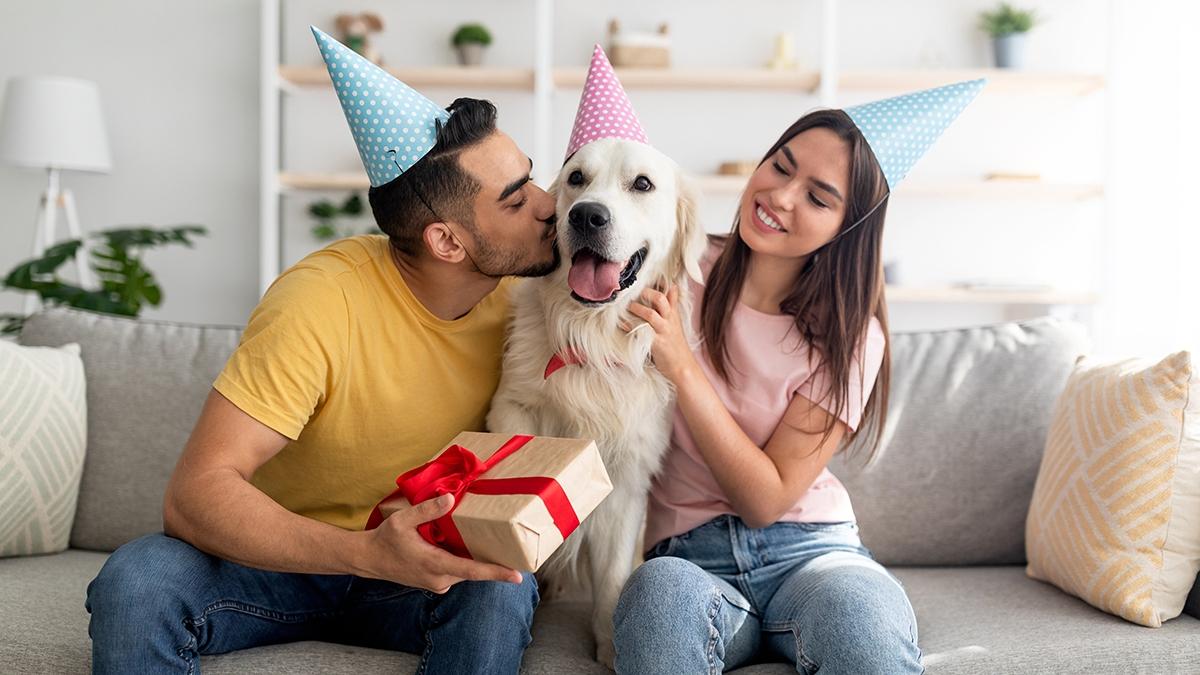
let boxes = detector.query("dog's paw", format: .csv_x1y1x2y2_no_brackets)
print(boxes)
595,637,616,670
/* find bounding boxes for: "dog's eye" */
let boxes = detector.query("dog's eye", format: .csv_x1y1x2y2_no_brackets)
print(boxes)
568,170,585,186
632,175,654,192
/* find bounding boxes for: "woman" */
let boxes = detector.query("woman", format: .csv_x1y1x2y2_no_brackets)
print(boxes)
614,80,985,674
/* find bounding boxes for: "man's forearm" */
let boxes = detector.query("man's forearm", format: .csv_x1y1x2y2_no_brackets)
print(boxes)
164,467,367,576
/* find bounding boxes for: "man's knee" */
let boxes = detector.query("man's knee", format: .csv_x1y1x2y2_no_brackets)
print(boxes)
441,573,539,627
87,533,207,620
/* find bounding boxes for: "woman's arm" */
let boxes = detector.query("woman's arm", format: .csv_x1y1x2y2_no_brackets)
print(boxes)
671,367,846,527
627,286,848,528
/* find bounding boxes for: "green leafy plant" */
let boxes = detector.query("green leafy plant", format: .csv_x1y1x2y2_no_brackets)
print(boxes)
1,225,206,336
979,3,1037,37
452,23,493,47
309,192,366,241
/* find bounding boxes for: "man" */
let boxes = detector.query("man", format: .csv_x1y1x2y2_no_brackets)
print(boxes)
84,28,559,674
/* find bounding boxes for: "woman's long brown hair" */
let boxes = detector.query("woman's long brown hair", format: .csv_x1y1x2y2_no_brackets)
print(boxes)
701,109,891,465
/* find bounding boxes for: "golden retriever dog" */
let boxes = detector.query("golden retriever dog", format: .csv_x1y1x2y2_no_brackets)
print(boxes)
487,137,706,666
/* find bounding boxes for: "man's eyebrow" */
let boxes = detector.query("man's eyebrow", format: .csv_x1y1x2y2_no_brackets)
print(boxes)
811,178,844,203
780,145,798,168
498,157,534,202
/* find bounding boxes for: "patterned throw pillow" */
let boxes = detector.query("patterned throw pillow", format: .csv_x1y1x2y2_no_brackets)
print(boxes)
0,341,87,556
1025,351,1200,627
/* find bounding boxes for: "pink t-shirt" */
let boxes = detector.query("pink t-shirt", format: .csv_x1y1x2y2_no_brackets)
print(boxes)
644,241,887,551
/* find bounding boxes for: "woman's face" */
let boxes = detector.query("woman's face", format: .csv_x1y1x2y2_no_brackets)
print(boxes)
738,127,851,261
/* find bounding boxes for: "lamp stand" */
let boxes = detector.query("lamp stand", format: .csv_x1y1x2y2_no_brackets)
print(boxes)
23,167,94,314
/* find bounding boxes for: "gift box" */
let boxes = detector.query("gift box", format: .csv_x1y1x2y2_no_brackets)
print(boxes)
366,432,612,572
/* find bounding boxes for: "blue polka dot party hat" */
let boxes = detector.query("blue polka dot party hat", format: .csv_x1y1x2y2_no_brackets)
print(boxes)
311,26,450,187
844,79,986,190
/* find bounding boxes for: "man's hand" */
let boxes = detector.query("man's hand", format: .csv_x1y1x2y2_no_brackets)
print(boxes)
353,493,524,593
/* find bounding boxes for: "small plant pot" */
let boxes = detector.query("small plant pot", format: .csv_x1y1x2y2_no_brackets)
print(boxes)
992,33,1027,69
456,44,485,67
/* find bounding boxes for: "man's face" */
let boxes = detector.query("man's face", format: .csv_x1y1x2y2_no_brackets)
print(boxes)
453,131,560,278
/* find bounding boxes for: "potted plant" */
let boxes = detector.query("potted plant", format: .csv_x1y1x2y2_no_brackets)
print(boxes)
979,3,1037,69
308,192,366,241
452,23,492,67
1,225,206,336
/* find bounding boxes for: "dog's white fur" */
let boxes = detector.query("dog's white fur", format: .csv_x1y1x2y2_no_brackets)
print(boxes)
487,138,707,666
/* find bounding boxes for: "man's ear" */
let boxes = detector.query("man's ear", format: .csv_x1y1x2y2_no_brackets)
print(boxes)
422,221,468,264
671,172,706,284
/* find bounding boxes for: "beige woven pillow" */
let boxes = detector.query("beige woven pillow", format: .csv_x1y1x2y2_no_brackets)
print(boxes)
0,340,87,556
1026,351,1200,627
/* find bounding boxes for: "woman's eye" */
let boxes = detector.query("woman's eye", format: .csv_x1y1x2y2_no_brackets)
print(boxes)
772,161,788,176
808,193,828,209
568,170,584,186
633,175,654,192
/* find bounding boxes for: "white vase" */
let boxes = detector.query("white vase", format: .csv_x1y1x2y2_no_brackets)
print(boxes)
993,33,1027,69
456,44,485,67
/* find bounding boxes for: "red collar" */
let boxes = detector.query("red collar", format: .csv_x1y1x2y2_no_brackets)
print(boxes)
544,348,586,379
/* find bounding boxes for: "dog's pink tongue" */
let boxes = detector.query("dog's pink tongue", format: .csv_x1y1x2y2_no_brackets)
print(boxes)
568,251,621,302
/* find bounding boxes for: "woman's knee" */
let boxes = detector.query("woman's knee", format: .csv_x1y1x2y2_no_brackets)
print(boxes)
792,565,920,672
616,556,712,617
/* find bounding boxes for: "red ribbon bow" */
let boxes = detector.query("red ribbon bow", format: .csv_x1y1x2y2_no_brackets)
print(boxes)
365,435,581,561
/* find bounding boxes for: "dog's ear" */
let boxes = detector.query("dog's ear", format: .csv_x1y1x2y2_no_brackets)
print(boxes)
672,172,706,284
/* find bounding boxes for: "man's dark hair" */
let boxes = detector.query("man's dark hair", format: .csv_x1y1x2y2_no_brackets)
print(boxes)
368,97,498,256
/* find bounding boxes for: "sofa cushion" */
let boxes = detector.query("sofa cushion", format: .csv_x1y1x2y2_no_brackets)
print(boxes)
830,317,1090,566
5,551,1197,674
0,341,87,557
897,565,1200,674
1026,350,1200,627
19,308,242,552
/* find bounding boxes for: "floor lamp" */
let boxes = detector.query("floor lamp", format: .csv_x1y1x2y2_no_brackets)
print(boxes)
0,76,112,314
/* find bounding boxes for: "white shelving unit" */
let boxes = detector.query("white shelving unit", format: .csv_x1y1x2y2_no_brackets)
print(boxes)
260,0,1108,315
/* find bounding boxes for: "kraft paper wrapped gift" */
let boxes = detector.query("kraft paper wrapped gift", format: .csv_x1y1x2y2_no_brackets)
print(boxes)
366,432,612,572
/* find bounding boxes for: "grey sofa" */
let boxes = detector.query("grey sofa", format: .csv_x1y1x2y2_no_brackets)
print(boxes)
4,307,1199,674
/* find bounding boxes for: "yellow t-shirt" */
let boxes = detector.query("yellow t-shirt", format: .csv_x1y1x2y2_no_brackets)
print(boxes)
213,234,513,531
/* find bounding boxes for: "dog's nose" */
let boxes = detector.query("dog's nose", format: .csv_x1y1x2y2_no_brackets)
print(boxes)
568,202,611,234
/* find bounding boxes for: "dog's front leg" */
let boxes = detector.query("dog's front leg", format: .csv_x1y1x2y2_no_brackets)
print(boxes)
586,483,646,669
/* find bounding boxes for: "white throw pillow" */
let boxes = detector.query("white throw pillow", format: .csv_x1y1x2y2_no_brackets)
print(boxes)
0,340,87,556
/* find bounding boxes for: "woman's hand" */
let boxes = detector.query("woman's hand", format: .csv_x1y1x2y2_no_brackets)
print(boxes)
624,285,698,385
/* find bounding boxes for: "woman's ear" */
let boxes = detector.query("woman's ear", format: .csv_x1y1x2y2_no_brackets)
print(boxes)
672,172,706,284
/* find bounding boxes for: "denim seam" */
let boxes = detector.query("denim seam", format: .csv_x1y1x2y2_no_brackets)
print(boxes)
176,619,197,675
704,590,723,675
190,599,343,626
417,591,445,675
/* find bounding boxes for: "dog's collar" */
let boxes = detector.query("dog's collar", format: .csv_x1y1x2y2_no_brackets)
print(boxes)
544,348,586,379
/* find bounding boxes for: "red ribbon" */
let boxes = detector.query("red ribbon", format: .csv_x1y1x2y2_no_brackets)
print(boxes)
364,435,581,561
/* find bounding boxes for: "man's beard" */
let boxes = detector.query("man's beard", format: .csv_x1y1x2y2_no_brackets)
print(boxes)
472,238,561,279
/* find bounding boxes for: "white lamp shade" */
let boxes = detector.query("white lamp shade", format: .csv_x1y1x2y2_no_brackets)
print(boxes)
0,76,112,173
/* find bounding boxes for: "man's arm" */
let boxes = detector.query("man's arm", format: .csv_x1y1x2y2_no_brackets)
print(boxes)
162,389,522,590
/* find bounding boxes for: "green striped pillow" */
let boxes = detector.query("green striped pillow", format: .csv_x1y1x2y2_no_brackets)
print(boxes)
0,340,87,557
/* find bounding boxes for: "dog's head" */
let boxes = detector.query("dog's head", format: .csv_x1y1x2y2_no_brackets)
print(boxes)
549,138,705,311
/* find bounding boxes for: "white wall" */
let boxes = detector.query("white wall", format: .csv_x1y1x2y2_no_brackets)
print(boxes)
1,0,1194,356
0,0,261,325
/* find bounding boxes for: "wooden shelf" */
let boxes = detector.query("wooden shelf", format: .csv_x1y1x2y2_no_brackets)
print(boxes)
886,285,1097,305
278,65,536,89
279,65,1101,96
838,69,1105,95
279,172,370,191
695,174,1103,201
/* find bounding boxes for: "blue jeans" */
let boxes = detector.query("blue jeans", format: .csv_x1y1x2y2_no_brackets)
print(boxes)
613,515,922,674
85,533,539,674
